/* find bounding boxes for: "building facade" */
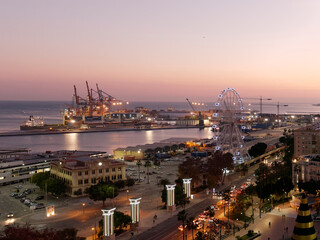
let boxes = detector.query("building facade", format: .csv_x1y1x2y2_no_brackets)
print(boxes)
0,150,106,186
50,156,126,196
294,125,320,157
292,155,320,184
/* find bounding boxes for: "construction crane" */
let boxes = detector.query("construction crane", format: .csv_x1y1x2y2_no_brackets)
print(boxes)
243,96,272,114
186,98,203,126
259,102,288,116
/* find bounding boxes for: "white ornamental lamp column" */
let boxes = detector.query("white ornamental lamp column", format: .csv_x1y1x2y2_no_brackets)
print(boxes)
183,178,192,198
129,198,142,226
101,208,116,240
166,184,176,211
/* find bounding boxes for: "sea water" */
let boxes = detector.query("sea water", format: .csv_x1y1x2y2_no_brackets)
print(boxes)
0,100,319,154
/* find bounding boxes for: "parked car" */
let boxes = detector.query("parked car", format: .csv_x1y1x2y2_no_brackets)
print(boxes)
7,212,14,218
15,193,26,199
35,196,44,200
23,189,32,195
10,193,18,197
36,203,45,209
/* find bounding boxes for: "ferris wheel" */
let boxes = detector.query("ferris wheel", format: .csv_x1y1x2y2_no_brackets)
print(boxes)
212,88,250,164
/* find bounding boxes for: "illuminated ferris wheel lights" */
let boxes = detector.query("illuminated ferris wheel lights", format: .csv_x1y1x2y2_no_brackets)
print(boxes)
238,99,242,102
215,103,220,106
241,126,246,129
242,136,245,139
240,107,245,110
227,87,231,90
215,146,220,150
241,116,245,120
212,125,217,128
240,145,243,148
236,152,240,155
213,113,218,117
232,157,237,160
213,136,218,140
218,94,223,98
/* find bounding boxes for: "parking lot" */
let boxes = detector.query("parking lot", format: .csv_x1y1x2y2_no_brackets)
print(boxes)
0,181,63,227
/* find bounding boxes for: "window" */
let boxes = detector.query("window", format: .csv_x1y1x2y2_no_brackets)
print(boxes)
78,180,83,185
118,174,122,179
91,178,96,184
78,171,82,176
112,168,115,172
92,170,95,174
99,169,102,174
106,168,109,173
85,171,88,175
84,179,89,184
118,167,121,171
112,175,116,180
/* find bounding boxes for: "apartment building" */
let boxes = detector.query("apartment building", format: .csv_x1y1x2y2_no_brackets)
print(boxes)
294,124,320,157
292,155,320,184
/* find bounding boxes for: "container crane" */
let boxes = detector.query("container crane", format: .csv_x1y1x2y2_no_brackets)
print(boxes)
186,98,204,126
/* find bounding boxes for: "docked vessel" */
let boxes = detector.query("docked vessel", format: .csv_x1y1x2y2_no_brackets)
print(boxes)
20,116,45,130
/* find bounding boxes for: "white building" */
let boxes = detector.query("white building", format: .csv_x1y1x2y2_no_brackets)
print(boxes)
292,155,320,184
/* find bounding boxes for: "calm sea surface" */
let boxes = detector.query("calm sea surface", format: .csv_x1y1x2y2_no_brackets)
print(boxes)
0,101,319,154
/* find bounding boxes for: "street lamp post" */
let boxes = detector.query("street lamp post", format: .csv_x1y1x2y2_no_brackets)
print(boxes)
127,189,129,200
82,203,85,215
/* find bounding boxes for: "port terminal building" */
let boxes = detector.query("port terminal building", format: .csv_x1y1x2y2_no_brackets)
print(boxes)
50,155,126,196
113,137,203,160
0,150,106,186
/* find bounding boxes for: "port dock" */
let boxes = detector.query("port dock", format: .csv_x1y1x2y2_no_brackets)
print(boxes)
0,125,210,137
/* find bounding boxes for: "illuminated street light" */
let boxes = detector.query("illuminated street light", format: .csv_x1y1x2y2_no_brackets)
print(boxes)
82,203,86,215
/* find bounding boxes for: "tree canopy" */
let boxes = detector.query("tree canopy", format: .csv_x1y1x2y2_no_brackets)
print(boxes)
0,225,80,240
85,181,118,206
248,142,267,158
31,172,66,196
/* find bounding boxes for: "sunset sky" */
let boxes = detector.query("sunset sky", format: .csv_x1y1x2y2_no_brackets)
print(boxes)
1,1,320,102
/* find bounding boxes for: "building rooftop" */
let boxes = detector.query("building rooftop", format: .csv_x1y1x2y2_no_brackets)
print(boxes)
0,150,107,170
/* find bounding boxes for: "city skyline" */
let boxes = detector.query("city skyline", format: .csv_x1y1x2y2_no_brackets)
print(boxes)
1,1,320,102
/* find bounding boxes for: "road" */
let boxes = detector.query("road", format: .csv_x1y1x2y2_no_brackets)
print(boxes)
131,198,214,240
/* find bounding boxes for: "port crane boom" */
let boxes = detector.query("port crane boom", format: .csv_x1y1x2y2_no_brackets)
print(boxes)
243,96,272,114
186,98,203,126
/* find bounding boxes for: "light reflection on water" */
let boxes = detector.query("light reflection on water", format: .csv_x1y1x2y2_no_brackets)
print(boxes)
0,128,213,154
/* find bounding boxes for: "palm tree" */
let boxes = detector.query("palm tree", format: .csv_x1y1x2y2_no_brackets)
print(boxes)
145,160,152,184
145,148,154,160
136,160,142,182
163,145,171,153
159,178,170,190
178,210,188,240
186,216,197,240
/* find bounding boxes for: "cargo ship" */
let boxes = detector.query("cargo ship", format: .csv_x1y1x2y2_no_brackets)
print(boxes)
20,116,45,130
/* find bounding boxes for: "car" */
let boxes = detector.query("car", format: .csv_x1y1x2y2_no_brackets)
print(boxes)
7,212,14,218
23,189,32,195
35,196,44,200
10,193,18,197
36,203,45,209
178,225,187,231
15,193,26,199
